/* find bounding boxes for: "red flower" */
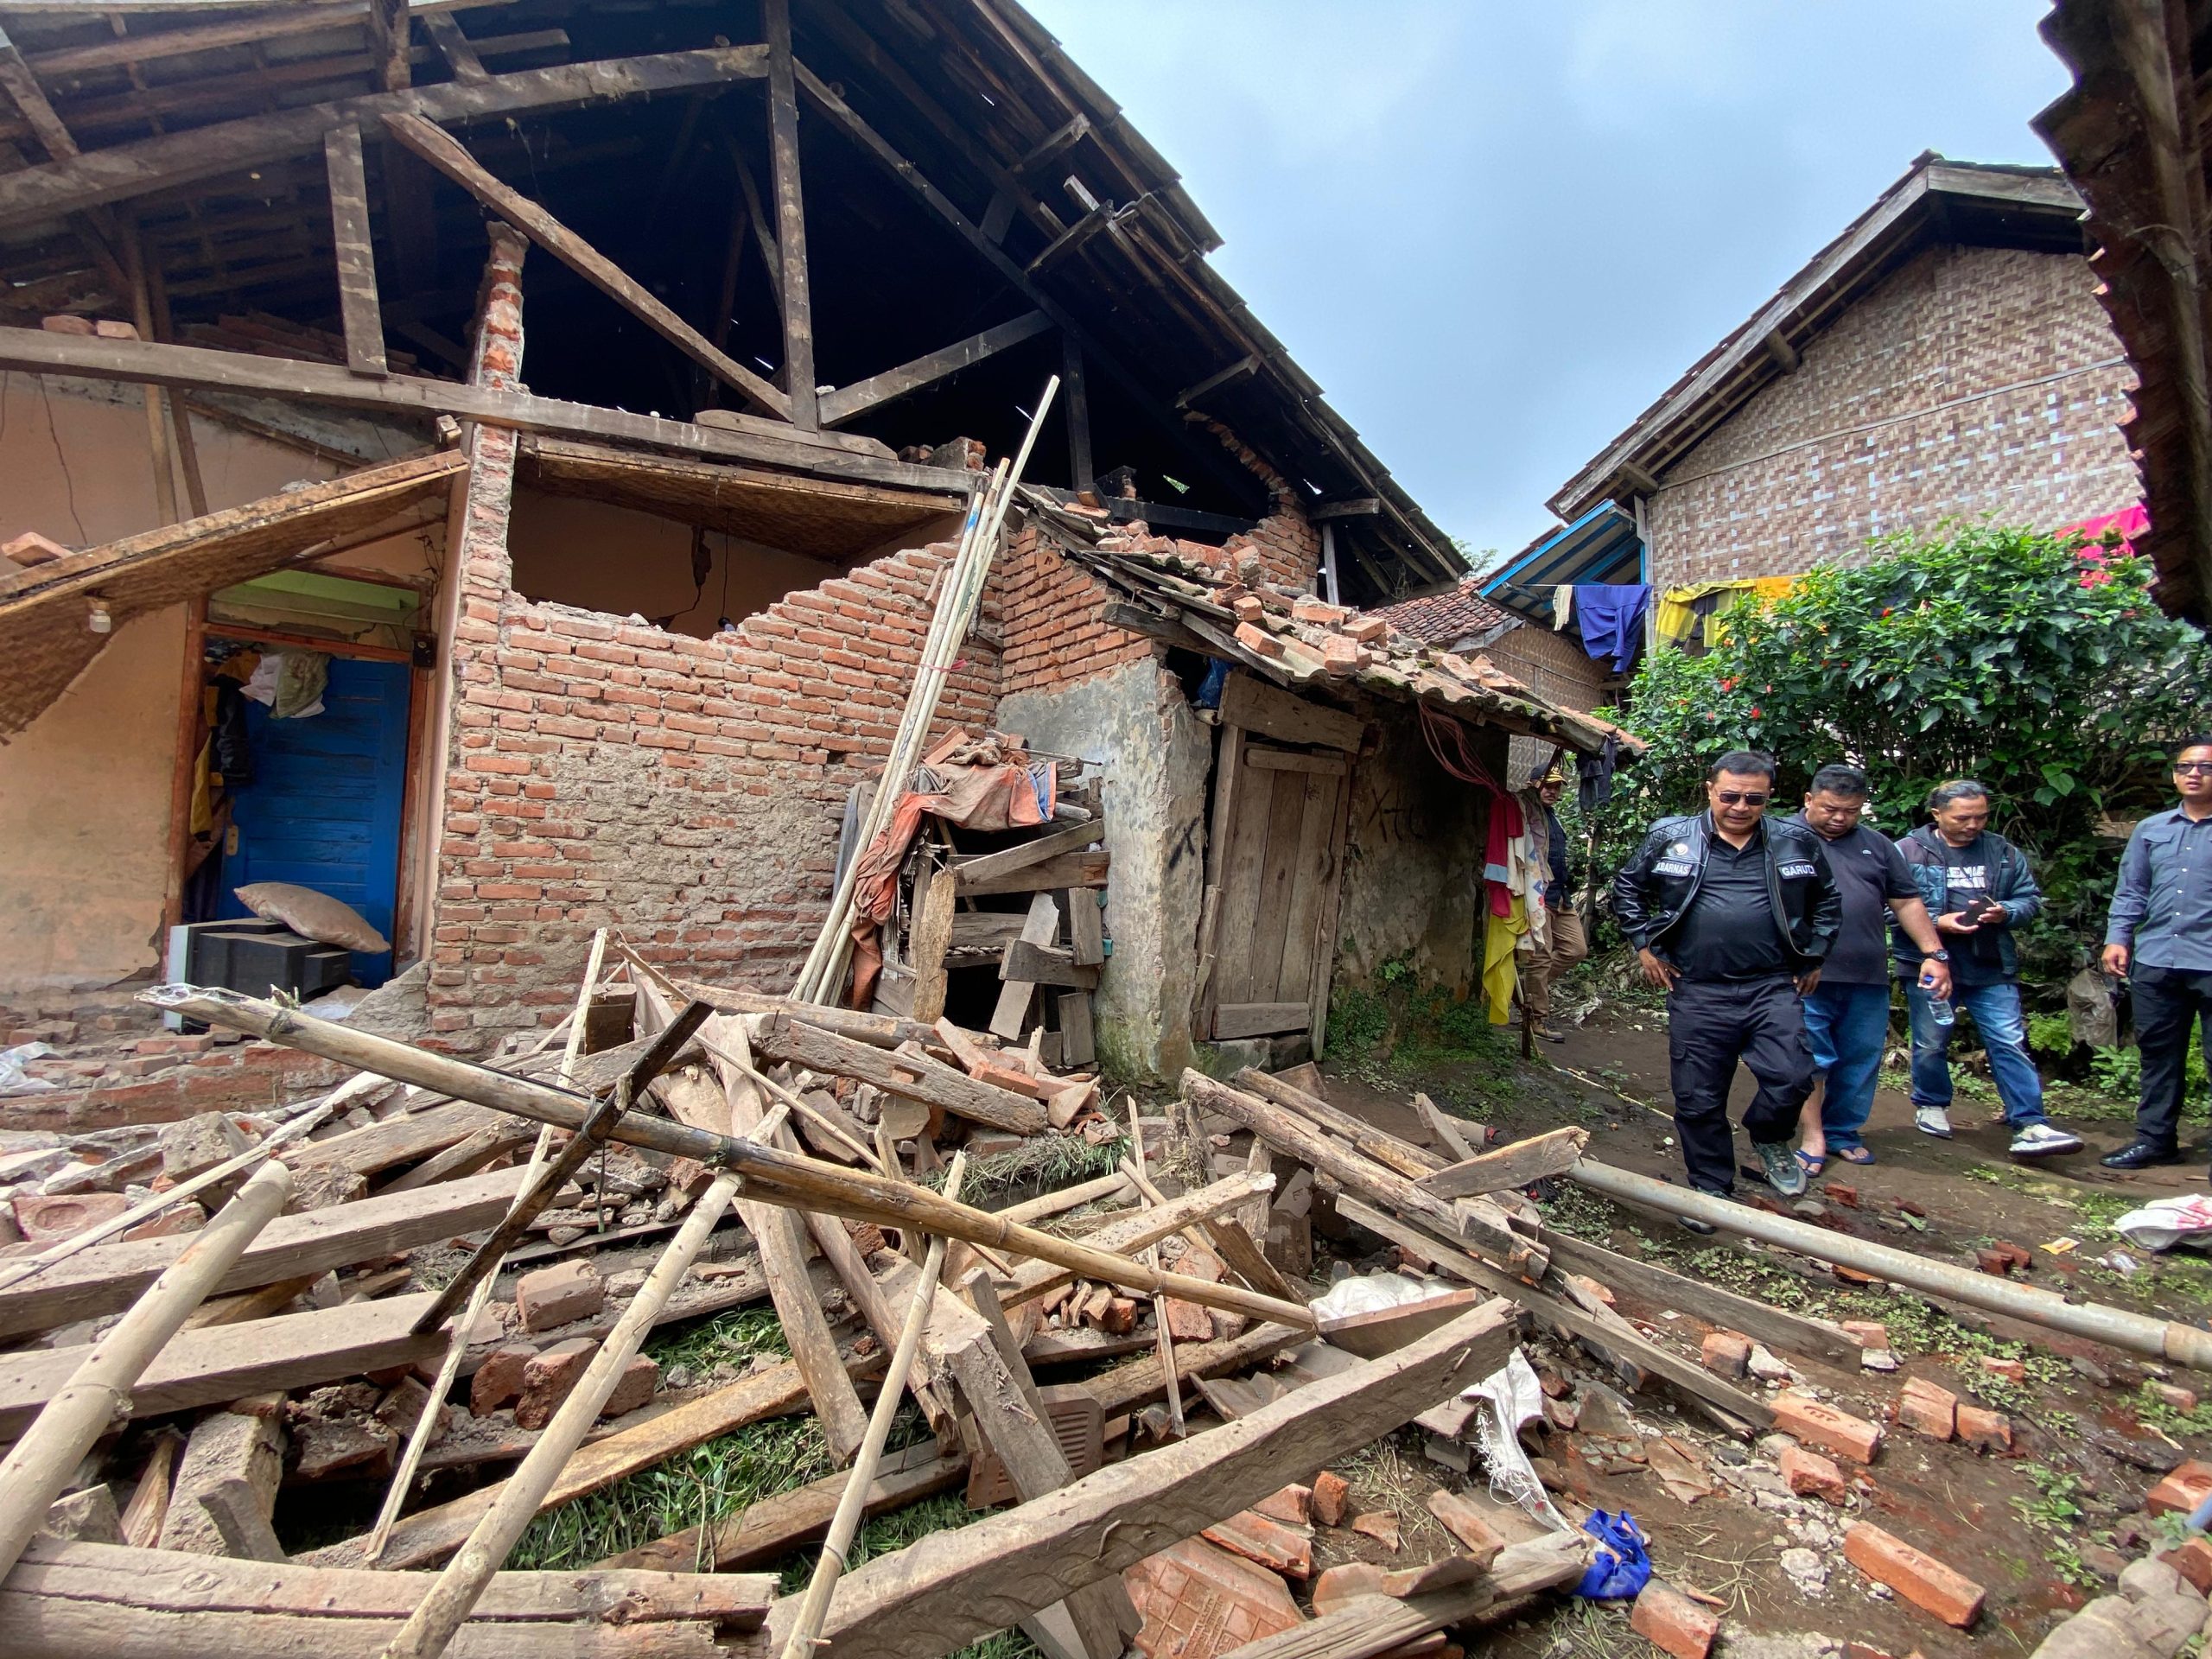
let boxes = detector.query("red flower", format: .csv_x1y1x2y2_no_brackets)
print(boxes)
1749,707,1764,718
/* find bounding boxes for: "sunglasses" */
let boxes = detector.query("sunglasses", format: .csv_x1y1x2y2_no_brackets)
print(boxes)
1713,791,1770,806
2177,762,2212,775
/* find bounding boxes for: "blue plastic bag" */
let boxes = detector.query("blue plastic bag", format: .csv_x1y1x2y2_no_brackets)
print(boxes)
1575,1510,1653,1599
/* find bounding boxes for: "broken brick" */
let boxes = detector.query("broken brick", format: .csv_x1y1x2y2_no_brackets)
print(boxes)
516,1260,604,1334
1291,595,1349,626
1097,1295,1139,1335
514,1337,597,1430
470,1341,538,1414
1770,1390,1882,1465
1977,1355,2025,1383
1252,1484,1312,1526
1164,1298,1215,1344
13,1192,131,1247
1841,1320,1891,1351
1344,613,1389,645
1311,1561,1389,1617
1232,621,1285,659
2151,1382,2201,1414
1631,1579,1720,1659
1700,1331,1751,1380
1427,1489,1508,1559
1232,594,1265,624
1780,1445,1848,1505
1350,1511,1401,1550
158,1111,250,1182
1897,1376,1958,1441
2146,1459,2212,1516
1955,1404,2012,1452
2158,1536,2212,1595
599,1353,658,1419
1125,1536,1305,1659
1319,635,1361,675
1824,1182,1861,1208
1202,1510,1314,1580
1311,1469,1351,1527
1843,1522,1986,1627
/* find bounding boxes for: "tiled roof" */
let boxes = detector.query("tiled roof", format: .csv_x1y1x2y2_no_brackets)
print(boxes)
1370,581,1516,647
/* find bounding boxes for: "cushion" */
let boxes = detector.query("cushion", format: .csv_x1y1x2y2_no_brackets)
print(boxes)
235,881,390,954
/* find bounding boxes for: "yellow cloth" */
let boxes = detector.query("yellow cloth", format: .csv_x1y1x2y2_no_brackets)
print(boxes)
189,739,213,836
1483,896,1529,1026
1655,582,1738,645
1708,575,1802,645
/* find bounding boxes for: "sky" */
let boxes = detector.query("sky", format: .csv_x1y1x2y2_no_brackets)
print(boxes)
1022,1,2075,571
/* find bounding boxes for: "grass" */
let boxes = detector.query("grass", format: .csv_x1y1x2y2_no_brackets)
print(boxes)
645,1304,790,1380
2012,1463,2103,1591
920,1129,1129,1206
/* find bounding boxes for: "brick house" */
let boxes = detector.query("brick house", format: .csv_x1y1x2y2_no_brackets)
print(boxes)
1543,155,2140,606
0,0,1622,1108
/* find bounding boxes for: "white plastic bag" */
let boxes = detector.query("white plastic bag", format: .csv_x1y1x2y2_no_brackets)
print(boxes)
2113,1194,2212,1253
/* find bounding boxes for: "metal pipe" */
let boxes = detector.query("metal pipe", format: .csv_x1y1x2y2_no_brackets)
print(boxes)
1568,1159,2212,1372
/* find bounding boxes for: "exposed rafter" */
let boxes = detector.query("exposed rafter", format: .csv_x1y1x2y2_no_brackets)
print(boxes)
818,309,1052,427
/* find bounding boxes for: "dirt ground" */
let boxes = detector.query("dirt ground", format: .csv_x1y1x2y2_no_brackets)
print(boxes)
1305,990,2212,1659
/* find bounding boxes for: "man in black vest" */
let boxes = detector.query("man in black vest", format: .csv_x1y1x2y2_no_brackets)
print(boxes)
1614,751,1841,1224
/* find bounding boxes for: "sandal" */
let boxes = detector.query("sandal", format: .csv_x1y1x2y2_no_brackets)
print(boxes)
1833,1146,1876,1166
1795,1149,1826,1177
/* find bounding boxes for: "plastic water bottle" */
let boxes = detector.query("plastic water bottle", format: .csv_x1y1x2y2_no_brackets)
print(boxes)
1919,966,1955,1027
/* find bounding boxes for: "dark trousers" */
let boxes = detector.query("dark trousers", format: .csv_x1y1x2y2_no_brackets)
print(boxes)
2133,963,2212,1151
1665,975,1815,1195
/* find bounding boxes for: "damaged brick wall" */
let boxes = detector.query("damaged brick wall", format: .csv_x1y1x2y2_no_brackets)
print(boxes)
1484,623,1614,715
1649,243,2138,586
423,245,998,1050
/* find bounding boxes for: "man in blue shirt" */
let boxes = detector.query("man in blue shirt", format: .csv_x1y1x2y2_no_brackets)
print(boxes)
2101,737,2212,1170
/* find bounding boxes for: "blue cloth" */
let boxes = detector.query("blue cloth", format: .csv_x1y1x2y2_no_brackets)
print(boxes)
1572,584,1649,675
1905,979,2047,1127
1576,1510,1652,1599
1802,982,1892,1151
2107,806,2212,970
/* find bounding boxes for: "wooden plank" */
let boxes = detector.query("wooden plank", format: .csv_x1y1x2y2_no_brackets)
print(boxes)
988,892,1060,1042
0,22,76,162
1248,765,1319,1005
1210,758,1279,1015
1195,722,1245,1039
1066,887,1103,967
906,859,957,1026
821,310,1052,426
1274,772,1340,1009
748,1012,1046,1135
957,849,1107,897
1415,1128,1589,1200
1002,1171,1274,1309
766,1300,1522,1659
1414,1093,1480,1163
597,1443,966,1573
1212,1001,1310,1040
1305,764,1355,1057
324,124,388,377
1075,1319,1307,1419
22,2,510,79
668,979,940,1050
1243,749,1347,776
0,1294,450,1435
1057,993,1095,1068
0,47,769,232
1218,672,1362,751
0,1166,524,1341
1235,1069,1444,1179
1063,334,1093,491
1536,1229,1861,1366
421,10,490,81
951,820,1102,887
289,1098,497,1173
1000,940,1098,989
1315,1287,1483,1360
380,112,789,418
761,0,815,429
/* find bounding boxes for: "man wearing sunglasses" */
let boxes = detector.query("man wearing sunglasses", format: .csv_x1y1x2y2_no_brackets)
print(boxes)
2101,737,2212,1170
1613,751,1840,1221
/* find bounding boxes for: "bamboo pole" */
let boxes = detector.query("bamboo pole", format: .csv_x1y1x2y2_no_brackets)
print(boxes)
145,987,1318,1335
778,1154,968,1659
0,1156,291,1578
367,930,610,1560
1124,1096,1184,1438
378,1103,787,1659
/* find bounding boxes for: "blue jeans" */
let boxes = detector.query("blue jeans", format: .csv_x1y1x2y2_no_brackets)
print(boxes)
1905,979,2047,1127
1802,982,1891,1151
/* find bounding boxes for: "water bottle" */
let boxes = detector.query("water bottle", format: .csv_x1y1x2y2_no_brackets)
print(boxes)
1919,966,1955,1027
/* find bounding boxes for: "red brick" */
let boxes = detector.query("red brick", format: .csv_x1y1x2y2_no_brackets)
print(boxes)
1701,1331,1751,1380
514,1337,597,1430
1232,621,1284,659
1955,1404,2012,1452
1124,1536,1305,1659
1780,1445,1848,1504
1896,1376,1957,1441
2160,1536,2212,1594
1843,1522,1985,1627
2152,1382,2201,1414
1201,1509,1313,1579
599,1354,658,1418
516,1260,604,1332
470,1341,538,1414
1252,1484,1312,1526
1631,1580,1719,1659
1770,1391,1882,1464
1841,1320,1891,1351
1310,1561,1389,1617
2146,1459,2212,1516
1977,1356,2025,1383
1310,1469,1351,1528
13,1192,131,1246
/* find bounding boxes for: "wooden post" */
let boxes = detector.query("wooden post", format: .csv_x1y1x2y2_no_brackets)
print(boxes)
1125,1097,1184,1437
326,123,388,378
762,0,816,429
377,1109,788,1659
0,1157,290,1579
1062,333,1092,492
776,1155,967,1659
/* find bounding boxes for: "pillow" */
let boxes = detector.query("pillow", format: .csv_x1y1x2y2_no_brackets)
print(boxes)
235,881,391,953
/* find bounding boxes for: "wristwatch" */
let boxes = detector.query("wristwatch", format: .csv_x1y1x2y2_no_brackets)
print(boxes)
1922,949,1950,963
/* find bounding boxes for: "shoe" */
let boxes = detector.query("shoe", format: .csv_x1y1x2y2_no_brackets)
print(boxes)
2101,1140,2185,1170
1754,1140,1808,1197
2009,1123,2083,1159
1914,1105,1954,1139
1531,1020,1567,1045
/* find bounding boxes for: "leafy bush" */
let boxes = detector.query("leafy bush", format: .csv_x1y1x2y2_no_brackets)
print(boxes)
2026,1011,2076,1061
1327,955,1509,1067
1600,524,2212,985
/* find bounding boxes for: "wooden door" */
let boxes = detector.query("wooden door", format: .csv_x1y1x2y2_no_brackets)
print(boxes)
1198,675,1358,1046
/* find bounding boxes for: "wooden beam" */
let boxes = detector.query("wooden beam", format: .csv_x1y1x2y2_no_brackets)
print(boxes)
999,939,1097,989
0,327,975,492
761,0,815,429
323,124,387,378
0,22,76,162
22,2,510,80
1217,672,1363,752
367,0,410,91
1414,1128,1589,1200
379,112,790,418
1062,333,1092,491
956,848,1109,897
1001,1170,1274,1310
819,309,1052,426
989,891,1060,1040
1308,497,1382,521
747,1012,1046,1135
0,46,768,232
421,10,488,82
1174,353,1259,410
766,1300,1522,1659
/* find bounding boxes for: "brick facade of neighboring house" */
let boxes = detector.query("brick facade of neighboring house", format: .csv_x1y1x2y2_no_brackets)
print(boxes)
1647,243,2139,588
1372,581,1614,719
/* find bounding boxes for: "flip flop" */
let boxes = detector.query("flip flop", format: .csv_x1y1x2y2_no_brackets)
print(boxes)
1795,1150,1826,1176
1833,1146,1876,1166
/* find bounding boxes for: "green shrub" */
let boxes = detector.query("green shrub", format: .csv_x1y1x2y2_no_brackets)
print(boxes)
1326,955,1510,1069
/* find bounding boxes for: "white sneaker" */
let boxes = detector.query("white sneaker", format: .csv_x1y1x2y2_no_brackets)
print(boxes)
2010,1122,2084,1158
1915,1105,1954,1139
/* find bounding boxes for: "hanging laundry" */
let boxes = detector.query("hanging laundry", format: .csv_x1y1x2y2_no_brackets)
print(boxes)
1578,734,1619,814
1552,586,1574,630
1572,584,1649,674
1654,581,1739,646
1483,896,1529,1026
241,650,328,719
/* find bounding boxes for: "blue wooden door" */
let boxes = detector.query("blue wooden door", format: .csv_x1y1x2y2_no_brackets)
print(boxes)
217,658,411,987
